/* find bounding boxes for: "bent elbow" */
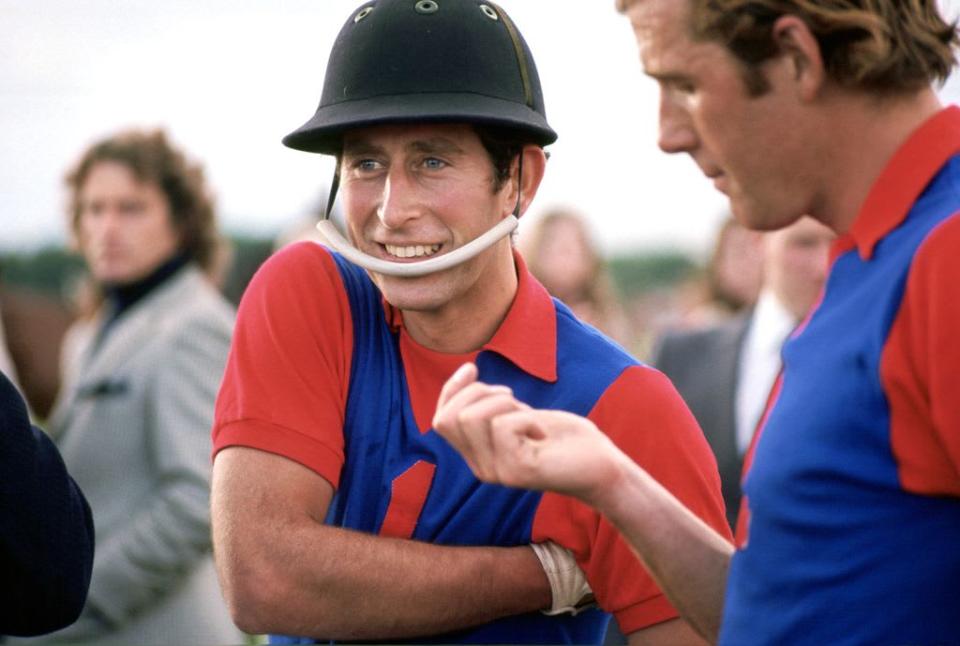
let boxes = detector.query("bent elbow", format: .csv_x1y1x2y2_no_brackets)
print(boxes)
218,554,291,635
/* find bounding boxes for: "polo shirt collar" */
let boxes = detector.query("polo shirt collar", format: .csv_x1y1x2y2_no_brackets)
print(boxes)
383,250,558,383
483,251,557,383
842,105,960,261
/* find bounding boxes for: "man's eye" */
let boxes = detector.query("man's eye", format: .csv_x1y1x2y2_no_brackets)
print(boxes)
119,201,144,215
357,159,380,171
423,157,446,170
662,79,695,96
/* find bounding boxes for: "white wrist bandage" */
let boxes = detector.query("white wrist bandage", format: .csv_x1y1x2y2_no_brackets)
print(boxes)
530,541,595,616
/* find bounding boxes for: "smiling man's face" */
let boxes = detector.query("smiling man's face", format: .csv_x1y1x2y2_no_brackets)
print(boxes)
339,122,518,315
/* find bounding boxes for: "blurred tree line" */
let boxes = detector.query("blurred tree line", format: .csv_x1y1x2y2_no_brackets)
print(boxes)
608,251,698,298
0,236,697,308
0,236,275,307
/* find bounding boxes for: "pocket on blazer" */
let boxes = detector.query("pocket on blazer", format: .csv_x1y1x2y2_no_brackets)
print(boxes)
76,378,130,399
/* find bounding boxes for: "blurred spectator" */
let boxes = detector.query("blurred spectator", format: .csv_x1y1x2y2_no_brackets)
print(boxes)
651,216,835,528
520,208,631,347
1,369,94,638
679,216,764,328
708,217,764,312
17,129,241,644
0,278,72,419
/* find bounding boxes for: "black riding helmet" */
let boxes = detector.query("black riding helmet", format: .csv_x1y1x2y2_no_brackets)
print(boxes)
282,0,557,154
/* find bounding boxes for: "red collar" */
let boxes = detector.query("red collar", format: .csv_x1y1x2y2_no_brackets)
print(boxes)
383,251,557,382
834,105,960,261
484,252,557,382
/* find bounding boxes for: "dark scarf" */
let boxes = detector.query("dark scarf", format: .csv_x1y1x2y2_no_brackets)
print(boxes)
97,253,190,340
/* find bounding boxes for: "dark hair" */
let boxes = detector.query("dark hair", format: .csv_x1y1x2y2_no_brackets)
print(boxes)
66,128,220,272
473,125,528,192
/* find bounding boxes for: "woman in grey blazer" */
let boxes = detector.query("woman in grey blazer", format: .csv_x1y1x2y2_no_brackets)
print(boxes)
25,129,242,645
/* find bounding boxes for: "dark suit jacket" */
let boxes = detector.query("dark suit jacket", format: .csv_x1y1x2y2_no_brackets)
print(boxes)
650,312,751,529
0,369,94,637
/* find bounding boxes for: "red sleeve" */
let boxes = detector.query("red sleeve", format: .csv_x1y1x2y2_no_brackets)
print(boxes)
531,365,730,634
882,213,960,496
212,242,353,488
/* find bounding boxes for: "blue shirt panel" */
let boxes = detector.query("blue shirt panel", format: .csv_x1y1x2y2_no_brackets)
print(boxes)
720,157,960,644
274,253,637,645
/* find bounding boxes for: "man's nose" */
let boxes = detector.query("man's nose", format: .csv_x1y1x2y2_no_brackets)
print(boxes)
377,167,422,229
657,92,697,154
86,209,122,237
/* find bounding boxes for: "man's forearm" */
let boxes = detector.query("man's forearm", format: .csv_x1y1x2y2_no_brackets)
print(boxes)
220,520,551,639
593,453,732,644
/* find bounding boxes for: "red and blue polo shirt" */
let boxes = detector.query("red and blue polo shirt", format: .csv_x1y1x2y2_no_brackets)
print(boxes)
723,107,960,644
214,245,730,644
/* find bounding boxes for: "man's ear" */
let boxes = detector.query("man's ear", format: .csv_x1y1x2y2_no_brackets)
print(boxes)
510,145,548,219
772,15,826,102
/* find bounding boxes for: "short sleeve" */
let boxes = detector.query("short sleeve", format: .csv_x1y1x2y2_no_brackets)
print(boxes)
882,213,960,496
212,243,353,487
532,364,730,634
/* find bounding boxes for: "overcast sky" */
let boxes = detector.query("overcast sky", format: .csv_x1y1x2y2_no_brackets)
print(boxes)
4,0,960,259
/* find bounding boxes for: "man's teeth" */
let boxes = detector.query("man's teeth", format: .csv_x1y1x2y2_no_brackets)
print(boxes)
384,244,441,258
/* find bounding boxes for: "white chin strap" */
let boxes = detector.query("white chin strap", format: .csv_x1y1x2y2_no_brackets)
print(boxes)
315,215,518,278
317,153,524,278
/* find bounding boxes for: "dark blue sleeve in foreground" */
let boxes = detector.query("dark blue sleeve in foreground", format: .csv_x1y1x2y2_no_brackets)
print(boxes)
0,370,95,637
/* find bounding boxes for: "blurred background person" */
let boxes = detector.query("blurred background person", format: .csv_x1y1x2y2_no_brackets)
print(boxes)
520,208,632,348
17,129,241,645
705,217,764,318
651,216,835,528
676,216,764,329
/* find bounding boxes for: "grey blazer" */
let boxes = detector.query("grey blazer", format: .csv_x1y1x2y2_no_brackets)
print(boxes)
649,312,751,529
35,266,241,645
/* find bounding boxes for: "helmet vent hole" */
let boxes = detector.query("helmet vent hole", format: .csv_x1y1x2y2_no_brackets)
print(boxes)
354,6,374,22
415,0,439,14
479,4,498,20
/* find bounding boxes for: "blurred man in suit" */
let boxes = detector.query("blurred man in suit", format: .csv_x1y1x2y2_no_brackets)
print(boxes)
651,216,833,527
23,129,241,645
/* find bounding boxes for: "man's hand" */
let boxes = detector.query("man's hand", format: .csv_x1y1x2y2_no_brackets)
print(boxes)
434,362,732,644
433,362,629,509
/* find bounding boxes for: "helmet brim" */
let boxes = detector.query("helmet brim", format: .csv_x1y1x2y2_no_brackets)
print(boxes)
282,92,558,154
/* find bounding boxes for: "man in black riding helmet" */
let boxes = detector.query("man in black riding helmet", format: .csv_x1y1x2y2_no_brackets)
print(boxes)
210,1,728,643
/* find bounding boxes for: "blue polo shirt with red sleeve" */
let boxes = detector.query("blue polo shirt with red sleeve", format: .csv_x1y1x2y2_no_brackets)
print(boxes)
722,107,960,644
214,246,730,644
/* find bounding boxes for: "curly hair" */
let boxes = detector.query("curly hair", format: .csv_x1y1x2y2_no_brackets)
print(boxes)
66,128,220,272
617,0,959,96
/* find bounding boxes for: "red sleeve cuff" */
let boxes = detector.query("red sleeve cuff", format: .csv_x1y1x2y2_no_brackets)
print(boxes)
614,593,679,635
213,418,343,488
